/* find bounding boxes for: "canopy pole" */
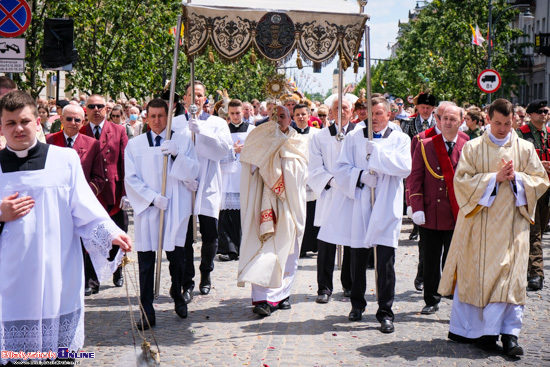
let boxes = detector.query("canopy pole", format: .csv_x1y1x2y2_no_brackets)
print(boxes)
336,59,345,142
155,14,183,299
189,60,198,243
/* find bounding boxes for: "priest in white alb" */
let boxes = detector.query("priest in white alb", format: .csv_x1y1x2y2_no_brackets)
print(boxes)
237,105,309,317
0,91,132,365
438,99,550,356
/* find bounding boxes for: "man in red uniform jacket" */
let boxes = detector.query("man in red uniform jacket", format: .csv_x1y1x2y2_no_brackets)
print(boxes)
80,94,129,290
47,104,106,296
408,105,469,315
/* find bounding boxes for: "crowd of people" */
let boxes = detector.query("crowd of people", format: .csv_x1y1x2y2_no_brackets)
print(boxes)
0,72,549,364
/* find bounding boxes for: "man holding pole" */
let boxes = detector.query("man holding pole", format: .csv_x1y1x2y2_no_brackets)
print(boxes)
124,98,200,330
335,97,411,333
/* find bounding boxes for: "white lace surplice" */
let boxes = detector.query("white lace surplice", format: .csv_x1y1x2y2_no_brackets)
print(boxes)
0,147,122,363
220,129,253,210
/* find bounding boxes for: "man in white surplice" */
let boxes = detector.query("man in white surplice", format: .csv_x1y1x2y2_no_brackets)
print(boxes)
125,98,200,330
218,99,255,262
0,91,132,365
238,106,309,317
171,81,233,301
309,98,357,304
335,97,411,333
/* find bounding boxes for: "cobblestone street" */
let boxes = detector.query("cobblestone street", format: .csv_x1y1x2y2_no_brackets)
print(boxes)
81,217,550,366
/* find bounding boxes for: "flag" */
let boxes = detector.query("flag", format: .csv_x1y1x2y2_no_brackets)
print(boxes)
169,25,185,45
380,80,385,89
469,24,485,46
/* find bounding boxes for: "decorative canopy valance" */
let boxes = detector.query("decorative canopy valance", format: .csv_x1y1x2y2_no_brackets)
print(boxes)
182,0,370,67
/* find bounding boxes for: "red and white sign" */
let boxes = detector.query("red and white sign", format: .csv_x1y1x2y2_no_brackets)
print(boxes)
477,69,501,94
407,95,414,104
0,0,31,38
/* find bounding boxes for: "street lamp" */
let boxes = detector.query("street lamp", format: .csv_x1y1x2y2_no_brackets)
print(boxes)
486,0,534,104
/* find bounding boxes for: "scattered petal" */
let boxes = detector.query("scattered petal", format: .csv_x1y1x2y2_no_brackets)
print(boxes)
268,347,275,349
332,333,337,336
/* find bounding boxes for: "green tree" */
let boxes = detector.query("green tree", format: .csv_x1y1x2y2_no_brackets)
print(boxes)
362,0,525,105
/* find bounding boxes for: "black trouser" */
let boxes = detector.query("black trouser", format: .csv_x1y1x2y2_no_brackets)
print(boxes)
217,209,241,256
415,225,424,283
138,246,186,317
529,189,550,278
183,215,218,291
350,246,395,322
418,227,453,306
84,207,128,288
301,200,320,255
317,241,351,295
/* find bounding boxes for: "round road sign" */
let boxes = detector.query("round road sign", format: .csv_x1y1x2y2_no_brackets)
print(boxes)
0,0,32,38
477,69,501,94
407,95,414,104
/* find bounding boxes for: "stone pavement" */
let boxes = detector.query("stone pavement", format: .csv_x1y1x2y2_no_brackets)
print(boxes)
81,217,550,366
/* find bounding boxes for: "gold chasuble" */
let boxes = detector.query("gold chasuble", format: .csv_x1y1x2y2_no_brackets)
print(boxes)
238,121,309,288
439,131,549,307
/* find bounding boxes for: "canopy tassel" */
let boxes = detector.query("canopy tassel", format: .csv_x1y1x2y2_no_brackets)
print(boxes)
250,48,257,65
296,50,303,69
208,49,215,63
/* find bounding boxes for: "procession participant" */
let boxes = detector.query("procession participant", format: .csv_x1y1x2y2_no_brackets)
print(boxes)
394,98,409,121
335,97,411,333
316,105,330,128
173,81,232,302
238,106,308,316
81,94,129,291
242,101,255,124
309,98,356,303
406,101,457,289
408,105,468,315
439,98,549,356
351,90,368,124
464,107,483,140
402,93,436,139
516,99,550,291
293,103,321,257
0,91,132,365
46,104,106,296
125,98,199,330
218,99,255,262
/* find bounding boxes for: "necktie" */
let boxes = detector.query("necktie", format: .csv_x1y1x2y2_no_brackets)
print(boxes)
373,132,382,139
155,135,162,147
94,126,100,140
446,141,455,157
67,137,73,148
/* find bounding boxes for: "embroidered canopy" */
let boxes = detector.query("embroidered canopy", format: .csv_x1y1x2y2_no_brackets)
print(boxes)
182,0,370,67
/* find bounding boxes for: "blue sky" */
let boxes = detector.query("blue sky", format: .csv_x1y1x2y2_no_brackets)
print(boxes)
285,0,424,95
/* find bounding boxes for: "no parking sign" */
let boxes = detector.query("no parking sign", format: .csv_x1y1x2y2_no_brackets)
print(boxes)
0,0,31,38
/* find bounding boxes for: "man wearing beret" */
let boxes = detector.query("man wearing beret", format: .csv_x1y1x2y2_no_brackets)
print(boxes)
516,99,550,291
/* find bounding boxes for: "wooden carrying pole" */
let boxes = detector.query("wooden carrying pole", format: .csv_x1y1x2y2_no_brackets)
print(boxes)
154,14,183,298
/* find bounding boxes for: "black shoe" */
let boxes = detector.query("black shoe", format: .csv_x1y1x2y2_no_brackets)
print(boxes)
253,302,272,316
219,253,238,262
380,319,395,334
200,273,211,295
477,335,501,352
527,276,543,291
278,297,291,310
414,278,423,291
421,304,439,315
183,289,193,304
174,299,188,319
84,287,92,296
136,315,156,331
448,332,477,344
409,225,419,241
348,308,364,321
316,294,330,304
501,334,524,356
343,289,352,298
113,268,123,287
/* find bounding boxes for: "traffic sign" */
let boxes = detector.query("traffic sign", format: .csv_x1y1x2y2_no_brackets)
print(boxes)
477,69,501,94
407,95,414,104
0,0,32,38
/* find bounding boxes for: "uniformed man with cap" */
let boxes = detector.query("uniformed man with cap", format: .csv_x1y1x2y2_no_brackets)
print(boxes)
401,93,436,139
516,99,550,291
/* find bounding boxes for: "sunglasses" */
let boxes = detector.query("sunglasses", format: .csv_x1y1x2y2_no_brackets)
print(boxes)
87,104,105,110
391,109,399,112
65,117,82,122
111,114,121,118
518,115,525,118
318,114,327,117
535,109,549,115
396,103,403,106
